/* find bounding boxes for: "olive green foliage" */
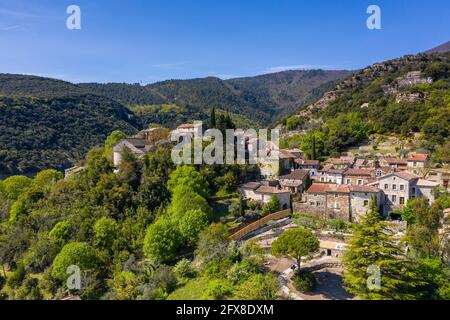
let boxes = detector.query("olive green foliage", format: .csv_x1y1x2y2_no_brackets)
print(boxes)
271,228,319,269
143,217,182,264
293,270,316,293
233,274,280,300
51,242,99,282
104,130,127,150
179,209,209,246
49,221,73,246
263,195,281,214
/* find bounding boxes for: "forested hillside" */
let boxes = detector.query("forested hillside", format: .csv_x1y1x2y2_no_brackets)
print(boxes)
0,95,138,176
0,70,349,176
80,69,351,125
283,52,450,161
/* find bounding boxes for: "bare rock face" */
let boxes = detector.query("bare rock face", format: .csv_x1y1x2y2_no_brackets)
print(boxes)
383,71,433,95
395,92,427,104
397,71,433,88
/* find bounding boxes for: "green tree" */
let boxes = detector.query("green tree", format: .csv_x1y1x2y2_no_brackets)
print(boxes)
143,217,181,263
51,242,99,282
195,224,229,264
342,200,419,299
0,176,32,200
407,199,443,259
93,217,119,249
234,274,279,300
210,107,216,129
286,116,302,130
105,130,127,150
107,271,139,300
271,228,319,269
168,166,209,198
179,209,209,246
49,221,73,247
167,185,212,218
263,195,281,214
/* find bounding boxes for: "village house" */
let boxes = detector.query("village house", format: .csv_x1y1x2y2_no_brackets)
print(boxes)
238,181,291,210
324,156,356,170
425,168,450,191
278,169,310,196
297,183,381,222
171,122,203,138
368,171,440,215
342,168,375,186
354,158,378,169
406,153,430,174
113,128,170,167
380,157,408,170
317,167,345,184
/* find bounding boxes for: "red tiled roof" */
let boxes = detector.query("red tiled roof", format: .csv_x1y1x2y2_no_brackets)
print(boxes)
344,169,373,176
384,158,407,165
306,183,350,194
349,185,379,193
240,182,261,190
407,154,429,162
279,170,309,180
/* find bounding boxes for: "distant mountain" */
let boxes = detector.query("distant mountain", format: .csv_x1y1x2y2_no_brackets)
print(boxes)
80,69,351,126
0,70,349,175
425,40,450,54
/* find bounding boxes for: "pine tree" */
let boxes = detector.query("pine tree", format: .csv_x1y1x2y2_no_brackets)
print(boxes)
210,108,216,129
343,197,422,300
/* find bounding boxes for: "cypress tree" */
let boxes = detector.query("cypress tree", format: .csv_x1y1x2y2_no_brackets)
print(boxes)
210,108,216,129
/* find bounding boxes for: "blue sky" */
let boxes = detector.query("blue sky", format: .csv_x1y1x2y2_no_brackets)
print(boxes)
0,0,449,84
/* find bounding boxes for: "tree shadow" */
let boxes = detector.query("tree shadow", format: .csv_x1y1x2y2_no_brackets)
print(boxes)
311,271,354,300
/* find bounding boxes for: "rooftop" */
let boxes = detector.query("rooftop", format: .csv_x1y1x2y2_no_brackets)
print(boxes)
279,169,309,181
407,154,429,162
344,168,373,176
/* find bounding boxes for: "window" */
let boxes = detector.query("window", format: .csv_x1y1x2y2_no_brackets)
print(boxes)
358,179,363,185
400,197,405,205
384,184,389,190
346,179,351,185
364,200,369,206
310,202,315,206
411,187,416,196
320,177,325,182
392,195,397,203
400,185,404,191
334,202,340,209
392,184,397,190
385,195,389,201
376,170,382,177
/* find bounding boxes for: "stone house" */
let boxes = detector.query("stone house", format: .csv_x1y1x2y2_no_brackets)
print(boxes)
342,169,375,186
380,158,408,170
425,168,450,191
369,171,439,215
279,170,310,195
239,181,291,210
324,156,355,170
113,128,170,167
406,153,429,175
317,167,345,184
299,183,380,222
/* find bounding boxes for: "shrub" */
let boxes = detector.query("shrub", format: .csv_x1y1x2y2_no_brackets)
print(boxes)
293,270,316,293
